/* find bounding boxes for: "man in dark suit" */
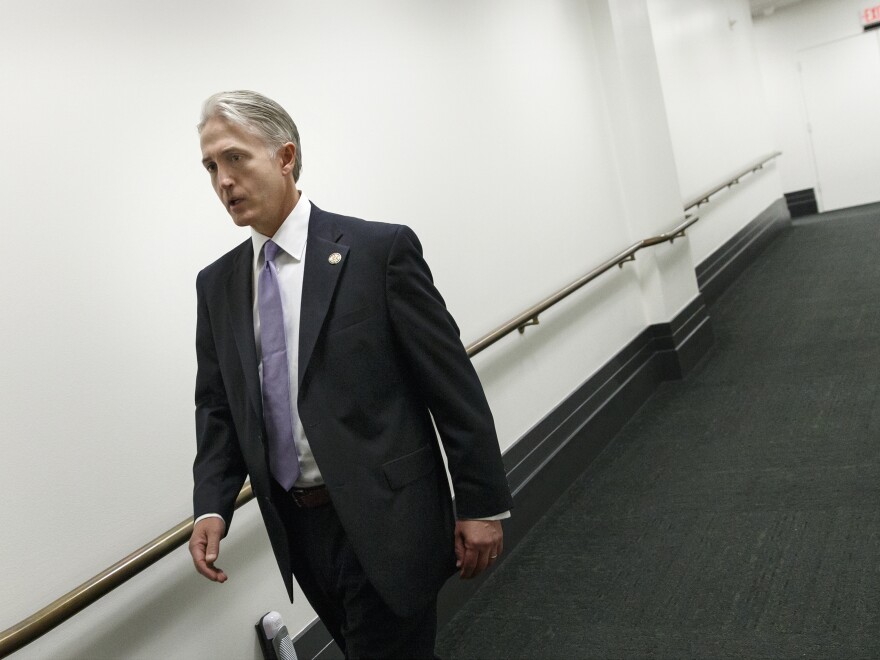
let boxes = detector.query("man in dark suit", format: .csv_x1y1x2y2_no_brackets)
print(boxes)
188,90,512,658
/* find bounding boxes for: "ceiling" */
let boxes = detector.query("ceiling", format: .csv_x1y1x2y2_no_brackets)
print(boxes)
749,0,805,18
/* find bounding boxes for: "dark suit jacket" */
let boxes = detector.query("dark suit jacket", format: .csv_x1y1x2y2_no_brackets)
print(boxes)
193,204,513,616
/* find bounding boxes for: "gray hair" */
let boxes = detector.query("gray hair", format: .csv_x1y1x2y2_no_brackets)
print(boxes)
199,90,302,181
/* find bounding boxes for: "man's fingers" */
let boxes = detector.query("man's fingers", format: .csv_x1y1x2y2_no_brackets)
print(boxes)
454,519,504,579
474,550,491,576
205,529,221,563
461,546,496,579
460,547,491,579
189,517,228,583
195,557,228,582
459,545,475,578
454,528,465,568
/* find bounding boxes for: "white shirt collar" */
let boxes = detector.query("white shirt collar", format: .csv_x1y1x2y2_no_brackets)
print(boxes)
251,192,311,264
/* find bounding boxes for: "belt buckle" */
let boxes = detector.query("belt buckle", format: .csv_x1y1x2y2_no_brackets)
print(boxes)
291,485,329,508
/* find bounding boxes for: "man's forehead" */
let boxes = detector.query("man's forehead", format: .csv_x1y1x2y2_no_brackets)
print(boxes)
200,119,254,156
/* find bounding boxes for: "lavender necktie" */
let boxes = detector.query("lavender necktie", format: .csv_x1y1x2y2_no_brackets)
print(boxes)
259,240,300,490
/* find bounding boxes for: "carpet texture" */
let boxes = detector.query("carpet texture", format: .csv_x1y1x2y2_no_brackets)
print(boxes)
437,203,880,659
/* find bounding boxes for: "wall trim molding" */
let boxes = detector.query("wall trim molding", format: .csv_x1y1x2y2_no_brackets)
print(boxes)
784,188,818,218
296,197,789,659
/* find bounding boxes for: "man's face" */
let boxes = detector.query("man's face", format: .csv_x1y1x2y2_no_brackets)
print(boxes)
199,117,295,236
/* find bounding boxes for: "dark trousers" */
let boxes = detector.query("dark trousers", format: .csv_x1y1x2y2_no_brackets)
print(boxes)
272,481,438,659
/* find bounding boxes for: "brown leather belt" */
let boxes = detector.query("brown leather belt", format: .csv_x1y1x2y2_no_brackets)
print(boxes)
289,484,331,508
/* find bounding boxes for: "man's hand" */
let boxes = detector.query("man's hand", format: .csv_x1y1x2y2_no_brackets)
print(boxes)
189,517,228,583
454,519,503,579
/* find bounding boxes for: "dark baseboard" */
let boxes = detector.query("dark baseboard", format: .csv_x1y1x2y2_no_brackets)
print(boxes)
784,188,818,218
696,197,791,305
650,295,715,379
298,198,790,659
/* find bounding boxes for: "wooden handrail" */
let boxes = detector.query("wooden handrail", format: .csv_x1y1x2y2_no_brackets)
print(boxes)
0,150,781,658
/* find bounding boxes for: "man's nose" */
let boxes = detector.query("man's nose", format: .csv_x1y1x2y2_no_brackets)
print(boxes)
218,171,234,189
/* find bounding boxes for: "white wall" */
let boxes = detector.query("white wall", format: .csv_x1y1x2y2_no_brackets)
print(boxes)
753,0,879,207
648,0,783,263
0,1,780,657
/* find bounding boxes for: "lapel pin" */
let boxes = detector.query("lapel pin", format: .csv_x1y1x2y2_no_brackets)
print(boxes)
328,252,342,265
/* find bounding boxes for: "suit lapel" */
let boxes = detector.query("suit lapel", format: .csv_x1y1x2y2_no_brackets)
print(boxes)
225,240,263,419
299,207,349,386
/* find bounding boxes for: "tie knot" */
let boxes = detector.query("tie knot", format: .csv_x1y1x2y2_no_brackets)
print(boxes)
264,240,281,264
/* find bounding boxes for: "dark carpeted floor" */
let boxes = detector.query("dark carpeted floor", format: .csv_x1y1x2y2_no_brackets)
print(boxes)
437,203,880,659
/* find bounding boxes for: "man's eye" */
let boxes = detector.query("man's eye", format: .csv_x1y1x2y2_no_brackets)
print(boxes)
205,163,217,173
231,154,241,162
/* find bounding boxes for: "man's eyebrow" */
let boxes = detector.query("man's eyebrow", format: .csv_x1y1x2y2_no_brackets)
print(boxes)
202,146,247,166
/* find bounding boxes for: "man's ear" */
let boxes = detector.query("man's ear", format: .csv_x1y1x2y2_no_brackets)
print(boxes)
278,142,297,176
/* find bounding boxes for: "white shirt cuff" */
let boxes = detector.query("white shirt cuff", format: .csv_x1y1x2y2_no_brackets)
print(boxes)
194,512,226,529
461,510,511,521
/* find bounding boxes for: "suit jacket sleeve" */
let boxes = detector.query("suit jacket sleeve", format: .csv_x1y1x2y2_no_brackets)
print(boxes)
193,270,248,532
385,225,513,519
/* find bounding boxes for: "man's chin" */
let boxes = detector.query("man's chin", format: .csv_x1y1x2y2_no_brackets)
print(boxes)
229,212,252,228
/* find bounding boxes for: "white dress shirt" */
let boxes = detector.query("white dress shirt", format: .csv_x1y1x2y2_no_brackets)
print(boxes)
250,193,323,487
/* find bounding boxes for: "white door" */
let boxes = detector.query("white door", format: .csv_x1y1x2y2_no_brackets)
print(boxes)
798,30,880,212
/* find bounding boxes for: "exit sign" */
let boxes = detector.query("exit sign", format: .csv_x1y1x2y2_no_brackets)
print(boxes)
863,5,880,27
